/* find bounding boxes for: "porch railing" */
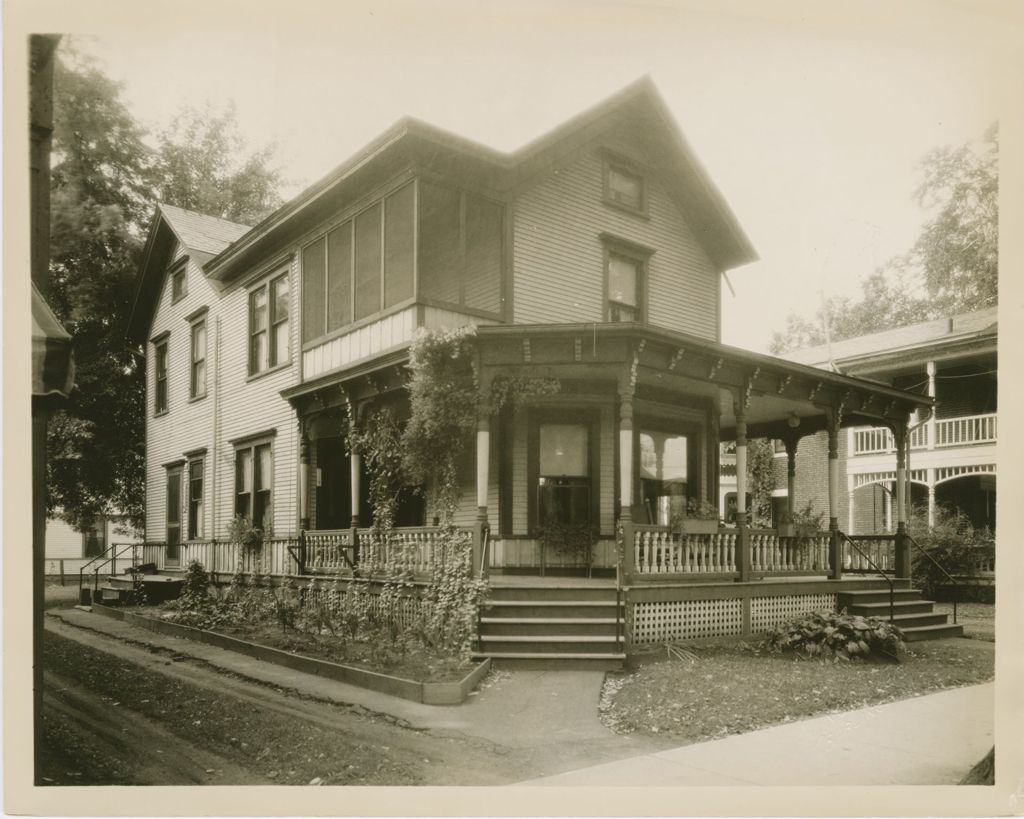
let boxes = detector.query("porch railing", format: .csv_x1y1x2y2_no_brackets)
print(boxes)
633,526,737,575
752,531,831,574
935,413,996,447
357,526,449,576
841,534,896,573
304,529,354,572
852,424,928,455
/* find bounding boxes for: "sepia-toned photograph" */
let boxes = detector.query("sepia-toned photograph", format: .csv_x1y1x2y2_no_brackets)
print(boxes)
7,0,1023,815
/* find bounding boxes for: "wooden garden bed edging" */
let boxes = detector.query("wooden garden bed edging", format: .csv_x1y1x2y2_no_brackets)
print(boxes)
91,604,490,706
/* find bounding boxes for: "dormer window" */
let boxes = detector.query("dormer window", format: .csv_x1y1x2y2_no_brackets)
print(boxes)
603,158,646,215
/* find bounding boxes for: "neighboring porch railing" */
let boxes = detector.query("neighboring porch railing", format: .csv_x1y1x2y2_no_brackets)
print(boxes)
934,413,997,447
852,424,928,455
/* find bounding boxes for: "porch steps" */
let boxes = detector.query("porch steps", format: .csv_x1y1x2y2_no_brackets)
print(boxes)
836,590,963,642
475,584,625,670
86,572,183,606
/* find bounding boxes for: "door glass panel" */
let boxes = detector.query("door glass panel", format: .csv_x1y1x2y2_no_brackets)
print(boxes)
539,424,588,476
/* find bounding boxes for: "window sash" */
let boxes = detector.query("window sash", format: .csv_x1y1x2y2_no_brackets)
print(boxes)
188,459,204,539
249,288,269,373
234,443,272,531
172,269,187,301
166,468,182,548
190,320,206,398
270,275,289,366
606,165,643,210
155,341,168,413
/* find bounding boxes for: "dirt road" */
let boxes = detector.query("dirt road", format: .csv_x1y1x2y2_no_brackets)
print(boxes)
41,620,533,786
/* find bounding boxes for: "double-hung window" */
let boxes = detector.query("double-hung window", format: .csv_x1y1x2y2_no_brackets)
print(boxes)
249,272,289,375
602,235,651,323
603,157,646,216
190,316,207,399
171,266,187,302
235,440,273,531
154,336,169,414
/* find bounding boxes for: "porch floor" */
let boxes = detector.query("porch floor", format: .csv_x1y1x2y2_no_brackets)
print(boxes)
487,573,893,589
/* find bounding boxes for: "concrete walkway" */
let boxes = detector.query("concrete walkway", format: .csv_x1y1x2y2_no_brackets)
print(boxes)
47,608,993,786
518,682,994,786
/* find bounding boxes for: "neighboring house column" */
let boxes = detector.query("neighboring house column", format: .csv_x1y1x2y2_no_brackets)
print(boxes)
734,399,751,582
847,478,855,534
927,468,936,528
784,433,798,522
893,417,910,579
885,481,893,532
475,410,490,579
926,361,937,450
827,410,842,580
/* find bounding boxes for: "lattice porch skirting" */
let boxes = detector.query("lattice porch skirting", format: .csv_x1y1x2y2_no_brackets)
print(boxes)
630,593,838,644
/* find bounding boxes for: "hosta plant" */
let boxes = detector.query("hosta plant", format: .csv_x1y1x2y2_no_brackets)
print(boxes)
766,611,904,662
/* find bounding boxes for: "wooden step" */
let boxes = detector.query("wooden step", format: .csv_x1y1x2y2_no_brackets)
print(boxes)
883,612,955,629
482,600,621,619
844,600,936,616
487,585,619,602
837,589,921,606
480,617,622,637
477,652,626,671
902,623,964,642
479,635,623,654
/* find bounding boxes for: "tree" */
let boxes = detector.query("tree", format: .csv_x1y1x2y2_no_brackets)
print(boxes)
770,125,998,355
151,103,283,225
45,43,284,533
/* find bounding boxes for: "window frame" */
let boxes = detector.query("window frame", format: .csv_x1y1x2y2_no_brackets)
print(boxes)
153,334,169,415
189,314,207,400
602,154,648,217
165,463,183,564
527,408,601,535
234,436,274,533
170,263,188,303
601,234,652,323
633,416,704,525
248,270,290,377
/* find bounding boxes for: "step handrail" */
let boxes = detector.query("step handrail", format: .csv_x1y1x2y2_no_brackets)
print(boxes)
905,533,959,625
78,541,141,601
837,531,895,625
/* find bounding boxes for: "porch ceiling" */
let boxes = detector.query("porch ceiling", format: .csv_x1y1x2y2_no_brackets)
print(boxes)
476,323,932,440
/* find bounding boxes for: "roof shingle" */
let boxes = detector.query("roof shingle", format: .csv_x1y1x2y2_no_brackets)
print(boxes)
158,204,251,257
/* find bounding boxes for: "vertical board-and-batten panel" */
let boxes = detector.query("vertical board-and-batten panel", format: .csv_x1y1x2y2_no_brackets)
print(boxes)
214,254,300,538
145,248,216,544
512,134,720,341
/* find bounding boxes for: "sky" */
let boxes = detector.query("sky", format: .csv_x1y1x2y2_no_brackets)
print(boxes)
62,0,1014,352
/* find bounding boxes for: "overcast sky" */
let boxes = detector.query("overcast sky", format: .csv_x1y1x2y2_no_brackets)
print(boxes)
67,0,1013,353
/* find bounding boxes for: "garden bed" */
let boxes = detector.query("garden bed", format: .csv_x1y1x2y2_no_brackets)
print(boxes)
602,637,994,741
92,604,490,705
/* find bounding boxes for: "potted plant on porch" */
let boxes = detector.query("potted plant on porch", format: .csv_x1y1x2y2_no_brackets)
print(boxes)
676,498,720,535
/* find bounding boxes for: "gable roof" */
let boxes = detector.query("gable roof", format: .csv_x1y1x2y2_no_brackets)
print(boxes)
202,76,757,283
126,205,251,343
782,307,998,370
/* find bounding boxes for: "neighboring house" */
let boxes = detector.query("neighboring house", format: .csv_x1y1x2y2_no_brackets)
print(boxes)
778,309,997,536
127,78,939,653
44,512,142,576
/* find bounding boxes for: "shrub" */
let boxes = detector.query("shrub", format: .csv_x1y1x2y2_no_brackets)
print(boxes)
766,611,904,661
907,505,993,599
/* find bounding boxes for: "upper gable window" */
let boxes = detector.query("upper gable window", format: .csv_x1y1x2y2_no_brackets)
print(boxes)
602,235,653,323
249,272,290,376
171,266,187,303
154,336,169,415
190,317,207,400
603,159,646,215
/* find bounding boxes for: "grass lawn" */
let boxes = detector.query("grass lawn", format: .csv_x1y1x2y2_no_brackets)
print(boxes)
44,579,82,610
933,602,994,641
602,638,994,742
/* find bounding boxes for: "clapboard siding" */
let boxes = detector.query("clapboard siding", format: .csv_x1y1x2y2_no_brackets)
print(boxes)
146,249,217,543
512,143,719,340
146,244,301,545
45,517,83,558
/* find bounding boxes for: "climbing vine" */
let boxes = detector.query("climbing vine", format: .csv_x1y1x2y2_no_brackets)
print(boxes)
747,438,776,526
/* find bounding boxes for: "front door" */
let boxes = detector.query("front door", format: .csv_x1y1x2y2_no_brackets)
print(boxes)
315,436,351,530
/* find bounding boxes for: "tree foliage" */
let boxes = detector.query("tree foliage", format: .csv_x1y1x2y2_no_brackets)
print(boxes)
44,41,283,532
770,125,998,356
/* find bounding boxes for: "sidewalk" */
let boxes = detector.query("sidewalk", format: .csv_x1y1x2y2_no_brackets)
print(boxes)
518,681,994,786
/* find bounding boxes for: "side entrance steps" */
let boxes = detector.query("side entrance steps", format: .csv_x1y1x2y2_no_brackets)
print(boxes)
836,589,963,641
86,571,184,606
475,584,625,670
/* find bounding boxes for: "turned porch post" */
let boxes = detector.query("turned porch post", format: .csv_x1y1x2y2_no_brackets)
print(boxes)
734,400,751,582
475,409,491,579
894,417,911,579
298,423,311,531
827,410,842,580
784,434,798,522
348,407,362,568
618,381,635,586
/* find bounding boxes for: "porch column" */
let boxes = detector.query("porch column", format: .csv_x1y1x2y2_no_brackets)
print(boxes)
926,361,937,450
474,412,490,579
827,411,842,580
784,435,798,521
734,400,751,582
298,425,310,531
894,418,910,579
618,384,635,585
927,468,936,528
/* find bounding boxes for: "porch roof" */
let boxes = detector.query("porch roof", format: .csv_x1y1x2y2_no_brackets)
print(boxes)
473,323,933,440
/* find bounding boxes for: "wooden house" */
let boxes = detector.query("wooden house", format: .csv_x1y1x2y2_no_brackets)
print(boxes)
128,78,955,663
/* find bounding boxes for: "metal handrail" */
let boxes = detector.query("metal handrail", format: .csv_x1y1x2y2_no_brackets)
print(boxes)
905,533,960,625
78,542,141,602
837,531,896,625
